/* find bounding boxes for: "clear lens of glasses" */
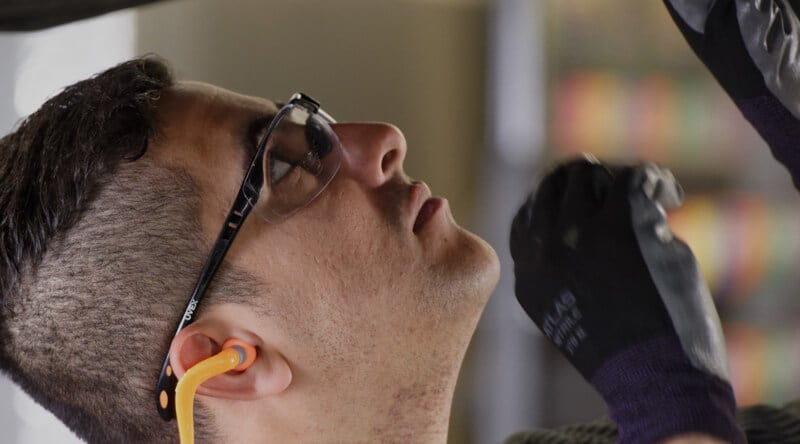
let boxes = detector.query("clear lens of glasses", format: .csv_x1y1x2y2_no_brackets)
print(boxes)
244,103,342,222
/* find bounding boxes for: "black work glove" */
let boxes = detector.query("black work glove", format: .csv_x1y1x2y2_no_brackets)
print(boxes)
665,0,800,189
510,157,745,444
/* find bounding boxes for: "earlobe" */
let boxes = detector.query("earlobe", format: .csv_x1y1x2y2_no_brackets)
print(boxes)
169,322,293,400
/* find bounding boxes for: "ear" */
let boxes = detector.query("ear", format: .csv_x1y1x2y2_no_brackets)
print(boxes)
169,321,292,400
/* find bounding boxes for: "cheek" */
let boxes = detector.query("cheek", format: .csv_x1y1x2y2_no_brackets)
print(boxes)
297,216,404,291
281,199,417,305
234,177,433,339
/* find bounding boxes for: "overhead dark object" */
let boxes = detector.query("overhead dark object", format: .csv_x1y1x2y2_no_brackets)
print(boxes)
0,0,167,31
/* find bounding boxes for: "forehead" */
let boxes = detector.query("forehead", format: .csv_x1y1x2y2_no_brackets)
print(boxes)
146,81,279,167
157,80,279,128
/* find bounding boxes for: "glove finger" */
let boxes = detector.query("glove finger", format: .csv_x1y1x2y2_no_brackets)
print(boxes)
737,0,800,119
511,155,618,278
643,164,684,210
510,160,572,263
560,156,614,221
626,163,685,243
550,156,615,250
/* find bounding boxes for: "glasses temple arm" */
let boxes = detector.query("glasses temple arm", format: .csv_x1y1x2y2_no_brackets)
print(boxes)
155,190,254,421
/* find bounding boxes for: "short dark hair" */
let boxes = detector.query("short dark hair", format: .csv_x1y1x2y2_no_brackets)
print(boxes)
0,56,172,301
0,56,257,442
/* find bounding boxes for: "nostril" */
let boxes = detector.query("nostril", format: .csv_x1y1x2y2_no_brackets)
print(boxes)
381,149,397,174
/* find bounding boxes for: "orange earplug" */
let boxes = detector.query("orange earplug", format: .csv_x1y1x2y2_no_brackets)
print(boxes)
175,339,257,444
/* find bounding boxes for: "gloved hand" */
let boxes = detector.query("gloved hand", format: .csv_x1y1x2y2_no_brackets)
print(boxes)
665,0,800,189
510,157,745,444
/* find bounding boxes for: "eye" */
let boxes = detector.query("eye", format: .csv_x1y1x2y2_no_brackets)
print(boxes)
269,154,295,184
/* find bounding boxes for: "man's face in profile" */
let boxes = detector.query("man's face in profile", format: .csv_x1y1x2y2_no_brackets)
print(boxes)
142,81,500,421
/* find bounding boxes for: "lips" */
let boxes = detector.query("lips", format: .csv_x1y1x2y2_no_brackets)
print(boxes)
410,181,443,233
414,198,444,233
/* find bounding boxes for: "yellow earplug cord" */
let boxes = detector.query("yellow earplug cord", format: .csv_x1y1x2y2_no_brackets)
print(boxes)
175,340,255,444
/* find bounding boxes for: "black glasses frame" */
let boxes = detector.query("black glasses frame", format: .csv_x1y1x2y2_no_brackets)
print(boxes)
155,93,327,421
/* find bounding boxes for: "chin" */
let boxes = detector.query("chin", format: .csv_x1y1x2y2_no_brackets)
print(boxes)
463,230,501,305
432,227,500,320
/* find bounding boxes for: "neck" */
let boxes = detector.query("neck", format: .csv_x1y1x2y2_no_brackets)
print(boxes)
210,369,458,444
366,373,457,444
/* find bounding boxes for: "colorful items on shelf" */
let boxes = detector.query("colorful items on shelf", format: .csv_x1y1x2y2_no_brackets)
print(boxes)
725,323,800,406
550,70,765,170
668,194,800,302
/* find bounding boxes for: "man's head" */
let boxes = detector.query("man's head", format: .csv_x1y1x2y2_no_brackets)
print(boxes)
0,58,500,442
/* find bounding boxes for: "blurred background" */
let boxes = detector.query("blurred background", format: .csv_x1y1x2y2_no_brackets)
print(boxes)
1,1,799,443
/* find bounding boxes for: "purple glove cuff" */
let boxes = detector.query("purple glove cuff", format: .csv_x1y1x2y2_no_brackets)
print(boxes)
590,336,745,444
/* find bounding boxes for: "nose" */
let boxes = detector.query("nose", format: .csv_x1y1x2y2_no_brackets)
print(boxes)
332,123,407,187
